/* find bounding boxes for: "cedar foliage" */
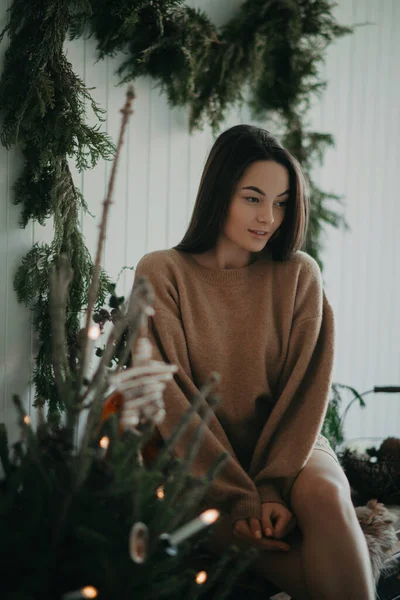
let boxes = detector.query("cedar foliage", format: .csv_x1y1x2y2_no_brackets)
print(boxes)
0,0,114,415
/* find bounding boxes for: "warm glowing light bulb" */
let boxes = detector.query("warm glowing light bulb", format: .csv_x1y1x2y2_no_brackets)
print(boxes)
82,587,98,599
88,324,101,340
156,486,165,499
99,436,110,450
23,415,30,425
168,507,221,547
195,571,207,585
199,509,220,525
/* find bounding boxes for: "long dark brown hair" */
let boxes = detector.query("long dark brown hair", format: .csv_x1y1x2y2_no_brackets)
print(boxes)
174,124,310,261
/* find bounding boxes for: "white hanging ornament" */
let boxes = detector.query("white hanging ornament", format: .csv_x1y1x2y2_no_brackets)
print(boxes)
134,336,153,365
129,522,149,564
109,308,177,433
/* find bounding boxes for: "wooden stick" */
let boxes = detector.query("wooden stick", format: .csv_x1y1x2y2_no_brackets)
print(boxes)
78,85,135,394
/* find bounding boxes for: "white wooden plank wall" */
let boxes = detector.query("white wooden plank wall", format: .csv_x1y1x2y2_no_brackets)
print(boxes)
0,0,399,443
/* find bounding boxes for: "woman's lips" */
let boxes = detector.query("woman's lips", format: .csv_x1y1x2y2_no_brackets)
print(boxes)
248,229,270,237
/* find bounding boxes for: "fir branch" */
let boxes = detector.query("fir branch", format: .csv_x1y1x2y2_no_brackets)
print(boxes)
149,374,221,537
152,373,220,473
165,395,221,510
167,452,228,533
81,282,146,424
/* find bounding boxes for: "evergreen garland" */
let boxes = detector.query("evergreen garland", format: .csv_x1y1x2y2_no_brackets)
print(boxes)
0,0,115,415
0,0,355,407
79,0,352,267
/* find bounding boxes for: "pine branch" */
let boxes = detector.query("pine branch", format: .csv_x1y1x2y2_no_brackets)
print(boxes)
165,395,221,510
152,373,220,473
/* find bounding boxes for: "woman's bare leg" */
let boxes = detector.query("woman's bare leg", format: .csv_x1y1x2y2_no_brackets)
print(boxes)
252,527,309,599
288,448,376,599
207,449,375,599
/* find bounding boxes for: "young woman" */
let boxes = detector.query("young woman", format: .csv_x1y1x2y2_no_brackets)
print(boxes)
134,125,375,599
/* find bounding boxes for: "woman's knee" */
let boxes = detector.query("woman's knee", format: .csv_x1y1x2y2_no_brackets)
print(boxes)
290,454,353,524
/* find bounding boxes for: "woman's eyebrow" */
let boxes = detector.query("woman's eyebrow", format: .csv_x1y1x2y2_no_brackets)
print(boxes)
241,185,290,197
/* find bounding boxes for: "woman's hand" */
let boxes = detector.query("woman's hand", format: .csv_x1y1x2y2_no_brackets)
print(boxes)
261,502,297,540
233,518,290,551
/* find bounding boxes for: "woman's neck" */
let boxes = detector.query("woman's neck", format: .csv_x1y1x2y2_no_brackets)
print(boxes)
190,244,258,270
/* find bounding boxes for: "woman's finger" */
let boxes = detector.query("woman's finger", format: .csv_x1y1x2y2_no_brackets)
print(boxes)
274,513,297,539
233,520,290,551
234,523,290,551
260,509,274,537
233,519,252,539
273,512,291,539
249,517,262,539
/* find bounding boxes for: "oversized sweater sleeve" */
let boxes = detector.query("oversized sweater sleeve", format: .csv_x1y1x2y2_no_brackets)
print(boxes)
248,256,336,506
134,253,263,523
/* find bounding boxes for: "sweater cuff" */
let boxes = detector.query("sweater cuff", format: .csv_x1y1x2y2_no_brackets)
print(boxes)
230,495,261,524
257,483,288,507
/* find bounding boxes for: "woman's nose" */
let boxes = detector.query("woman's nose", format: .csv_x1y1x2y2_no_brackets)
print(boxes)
257,205,274,225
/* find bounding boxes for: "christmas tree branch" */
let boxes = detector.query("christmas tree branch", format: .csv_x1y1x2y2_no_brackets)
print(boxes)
152,372,221,473
167,451,229,532
165,395,221,511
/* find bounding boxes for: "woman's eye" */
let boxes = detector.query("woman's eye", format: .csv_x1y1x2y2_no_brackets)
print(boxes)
245,197,288,207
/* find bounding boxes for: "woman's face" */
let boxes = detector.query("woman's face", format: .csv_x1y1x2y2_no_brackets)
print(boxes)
221,160,290,254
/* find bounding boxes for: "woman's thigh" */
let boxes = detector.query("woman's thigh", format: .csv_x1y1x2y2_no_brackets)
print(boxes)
250,450,353,598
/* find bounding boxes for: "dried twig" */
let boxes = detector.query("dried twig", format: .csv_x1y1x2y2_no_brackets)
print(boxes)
48,255,73,403
78,85,135,394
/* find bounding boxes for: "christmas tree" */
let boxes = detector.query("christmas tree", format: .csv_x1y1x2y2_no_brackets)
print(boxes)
0,88,256,600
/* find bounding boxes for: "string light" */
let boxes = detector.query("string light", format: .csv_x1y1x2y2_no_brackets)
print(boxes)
62,586,98,600
195,571,207,585
82,588,97,599
99,436,109,449
23,416,30,425
200,509,220,525
88,324,101,340
98,436,110,459
83,324,101,383
156,486,165,500
163,508,220,548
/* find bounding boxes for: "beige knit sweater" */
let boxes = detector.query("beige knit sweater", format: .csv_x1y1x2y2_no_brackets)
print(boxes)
134,248,335,523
